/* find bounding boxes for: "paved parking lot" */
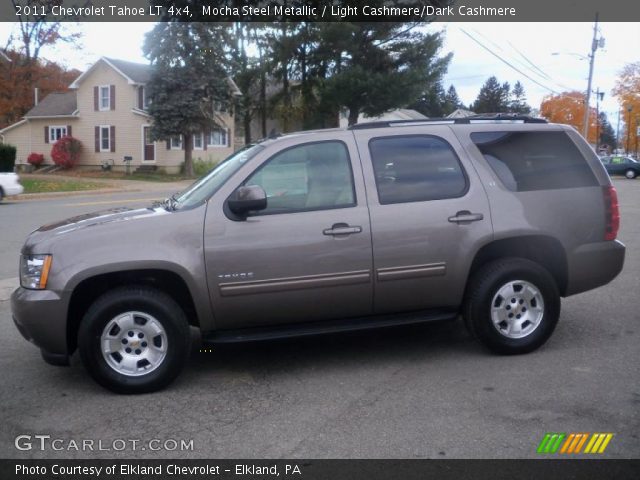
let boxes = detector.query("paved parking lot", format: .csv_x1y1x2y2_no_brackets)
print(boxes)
0,180,638,459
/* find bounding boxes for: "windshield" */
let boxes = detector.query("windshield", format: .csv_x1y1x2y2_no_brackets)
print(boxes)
169,144,264,210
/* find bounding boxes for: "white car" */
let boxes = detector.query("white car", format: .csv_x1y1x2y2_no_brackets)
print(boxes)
0,172,24,200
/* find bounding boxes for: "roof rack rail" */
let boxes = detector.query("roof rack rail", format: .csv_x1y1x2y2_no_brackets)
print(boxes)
347,114,547,130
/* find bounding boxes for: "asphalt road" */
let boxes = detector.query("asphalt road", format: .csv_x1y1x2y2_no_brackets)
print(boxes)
0,180,638,459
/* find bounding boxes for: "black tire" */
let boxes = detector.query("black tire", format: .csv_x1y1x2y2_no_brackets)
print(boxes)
0,187,4,201
78,286,191,394
625,169,637,179
463,258,560,355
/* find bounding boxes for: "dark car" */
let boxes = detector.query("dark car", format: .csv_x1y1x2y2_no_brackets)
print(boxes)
600,155,640,179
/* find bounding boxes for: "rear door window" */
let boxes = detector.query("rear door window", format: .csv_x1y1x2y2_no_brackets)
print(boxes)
471,131,598,191
369,135,468,204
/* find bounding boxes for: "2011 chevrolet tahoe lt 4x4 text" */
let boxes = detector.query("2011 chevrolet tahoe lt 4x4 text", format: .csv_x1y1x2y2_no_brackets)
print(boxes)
11,116,625,393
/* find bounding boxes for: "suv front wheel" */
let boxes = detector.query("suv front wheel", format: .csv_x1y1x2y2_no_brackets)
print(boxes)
78,286,191,394
464,258,560,354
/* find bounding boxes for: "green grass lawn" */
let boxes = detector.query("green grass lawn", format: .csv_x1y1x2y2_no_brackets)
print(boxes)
21,178,108,194
52,170,190,183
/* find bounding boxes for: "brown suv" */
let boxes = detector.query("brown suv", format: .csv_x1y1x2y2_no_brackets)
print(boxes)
11,116,625,393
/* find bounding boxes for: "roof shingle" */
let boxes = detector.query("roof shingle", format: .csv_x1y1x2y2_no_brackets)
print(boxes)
104,57,151,84
25,92,77,117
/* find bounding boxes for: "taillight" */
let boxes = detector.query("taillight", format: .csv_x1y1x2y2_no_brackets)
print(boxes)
603,186,620,241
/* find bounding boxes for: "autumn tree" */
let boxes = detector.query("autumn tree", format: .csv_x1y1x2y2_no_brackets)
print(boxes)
7,1,82,63
612,62,640,154
0,50,79,128
1,1,82,127
540,91,598,143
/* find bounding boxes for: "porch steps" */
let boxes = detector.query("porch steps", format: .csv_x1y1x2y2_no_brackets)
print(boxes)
134,165,158,174
38,165,62,174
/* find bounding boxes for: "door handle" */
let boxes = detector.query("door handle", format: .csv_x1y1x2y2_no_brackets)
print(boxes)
448,210,484,224
323,223,363,236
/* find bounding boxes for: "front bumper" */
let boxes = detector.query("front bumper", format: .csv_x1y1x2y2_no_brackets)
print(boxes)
565,239,626,296
11,287,70,363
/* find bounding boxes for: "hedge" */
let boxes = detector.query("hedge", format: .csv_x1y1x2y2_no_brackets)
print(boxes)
0,144,17,172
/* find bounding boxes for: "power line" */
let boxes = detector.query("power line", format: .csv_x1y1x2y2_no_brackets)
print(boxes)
459,28,561,95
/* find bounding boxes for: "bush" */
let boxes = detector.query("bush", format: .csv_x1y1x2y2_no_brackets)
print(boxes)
27,152,45,167
51,136,82,169
193,158,217,177
0,144,17,172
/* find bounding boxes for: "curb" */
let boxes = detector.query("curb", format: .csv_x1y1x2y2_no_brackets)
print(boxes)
13,187,139,201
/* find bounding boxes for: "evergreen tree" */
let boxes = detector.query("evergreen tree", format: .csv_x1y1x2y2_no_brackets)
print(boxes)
143,23,231,177
472,76,510,113
409,82,446,118
509,81,532,114
598,112,616,149
319,23,451,126
443,85,463,115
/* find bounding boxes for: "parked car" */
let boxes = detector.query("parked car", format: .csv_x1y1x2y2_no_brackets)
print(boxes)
0,172,24,200
11,116,625,393
600,155,640,179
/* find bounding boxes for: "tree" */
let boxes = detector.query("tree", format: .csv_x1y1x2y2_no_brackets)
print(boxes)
409,81,446,118
0,50,79,128
320,23,451,126
7,1,83,65
472,76,510,113
540,91,598,143
612,62,640,153
509,81,531,114
443,85,463,114
1,1,82,128
143,23,231,177
598,112,616,151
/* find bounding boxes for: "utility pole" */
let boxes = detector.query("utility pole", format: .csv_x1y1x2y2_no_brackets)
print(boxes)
582,12,602,141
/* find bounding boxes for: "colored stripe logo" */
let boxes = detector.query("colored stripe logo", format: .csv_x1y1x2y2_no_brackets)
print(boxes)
537,433,613,454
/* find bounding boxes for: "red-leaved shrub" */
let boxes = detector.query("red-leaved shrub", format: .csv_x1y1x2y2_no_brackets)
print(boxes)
51,136,82,169
27,152,44,167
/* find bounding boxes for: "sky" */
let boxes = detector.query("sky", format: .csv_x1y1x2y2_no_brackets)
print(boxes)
1,21,638,127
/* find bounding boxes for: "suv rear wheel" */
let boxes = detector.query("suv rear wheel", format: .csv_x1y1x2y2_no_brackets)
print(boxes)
78,286,191,394
464,258,560,354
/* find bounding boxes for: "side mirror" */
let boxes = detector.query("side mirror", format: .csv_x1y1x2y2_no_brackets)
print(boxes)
227,185,267,216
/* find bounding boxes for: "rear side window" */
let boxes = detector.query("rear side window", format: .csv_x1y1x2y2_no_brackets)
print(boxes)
369,135,467,204
471,131,598,191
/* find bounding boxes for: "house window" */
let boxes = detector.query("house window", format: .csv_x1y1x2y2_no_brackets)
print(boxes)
170,135,183,150
140,86,150,109
49,126,67,143
100,126,111,151
193,132,204,150
99,85,110,111
207,128,228,147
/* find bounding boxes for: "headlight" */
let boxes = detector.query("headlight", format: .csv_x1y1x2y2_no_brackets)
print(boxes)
20,254,52,290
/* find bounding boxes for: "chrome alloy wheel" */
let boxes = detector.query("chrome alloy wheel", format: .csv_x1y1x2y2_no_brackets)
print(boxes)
100,311,168,376
490,280,545,339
